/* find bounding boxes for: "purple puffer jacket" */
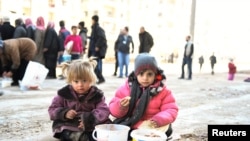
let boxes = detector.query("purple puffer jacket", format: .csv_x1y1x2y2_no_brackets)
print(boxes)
48,85,111,138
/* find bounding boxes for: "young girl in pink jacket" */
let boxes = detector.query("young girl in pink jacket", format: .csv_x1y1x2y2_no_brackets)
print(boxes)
109,53,179,140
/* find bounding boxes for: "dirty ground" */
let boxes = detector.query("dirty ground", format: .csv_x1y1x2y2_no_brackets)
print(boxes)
0,63,249,141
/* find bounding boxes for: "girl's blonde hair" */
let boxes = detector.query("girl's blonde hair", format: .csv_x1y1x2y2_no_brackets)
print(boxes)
60,59,97,84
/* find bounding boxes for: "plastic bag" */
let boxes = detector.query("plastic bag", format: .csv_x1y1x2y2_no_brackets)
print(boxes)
65,40,73,54
20,61,48,90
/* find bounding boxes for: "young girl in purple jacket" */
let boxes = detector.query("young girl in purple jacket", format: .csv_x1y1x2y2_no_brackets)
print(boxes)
48,59,111,141
109,53,179,140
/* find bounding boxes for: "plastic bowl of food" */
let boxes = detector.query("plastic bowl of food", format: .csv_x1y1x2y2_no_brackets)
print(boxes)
131,128,167,141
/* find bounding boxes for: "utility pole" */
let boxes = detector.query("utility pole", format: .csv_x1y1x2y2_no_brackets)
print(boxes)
190,0,196,40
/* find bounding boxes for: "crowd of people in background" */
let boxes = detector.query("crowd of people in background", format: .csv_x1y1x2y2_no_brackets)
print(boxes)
0,14,112,100
0,14,158,84
0,15,109,84
1,13,247,86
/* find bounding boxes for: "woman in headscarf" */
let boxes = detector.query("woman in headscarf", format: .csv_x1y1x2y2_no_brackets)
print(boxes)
43,21,60,79
24,18,36,41
33,16,46,65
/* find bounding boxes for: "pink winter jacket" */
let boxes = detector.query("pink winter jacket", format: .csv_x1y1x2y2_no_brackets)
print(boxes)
64,35,83,54
109,80,178,129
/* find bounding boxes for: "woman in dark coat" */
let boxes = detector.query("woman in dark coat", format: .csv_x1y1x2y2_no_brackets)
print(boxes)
43,21,60,79
24,18,36,41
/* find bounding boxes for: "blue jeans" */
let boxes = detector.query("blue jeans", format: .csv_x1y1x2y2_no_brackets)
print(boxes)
71,54,80,61
94,58,105,81
181,57,192,79
97,58,103,73
58,54,80,64
58,54,63,64
118,51,129,77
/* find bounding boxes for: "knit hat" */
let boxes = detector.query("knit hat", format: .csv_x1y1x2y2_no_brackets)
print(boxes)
0,40,3,48
134,53,158,75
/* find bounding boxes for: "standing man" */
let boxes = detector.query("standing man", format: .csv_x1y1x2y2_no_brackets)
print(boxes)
115,26,134,78
0,16,15,40
78,21,88,57
58,20,71,64
210,52,217,75
198,55,204,72
13,18,27,38
57,20,70,80
88,15,108,84
0,16,15,95
0,16,15,77
113,29,122,76
179,35,194,80
138,26,154,53
0,38,37,86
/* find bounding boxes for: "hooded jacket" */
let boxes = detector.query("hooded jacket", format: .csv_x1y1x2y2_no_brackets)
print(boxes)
48,85,111,137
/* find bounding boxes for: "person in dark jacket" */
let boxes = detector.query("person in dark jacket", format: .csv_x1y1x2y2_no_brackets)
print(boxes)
138,26,154,53
0,16,15,76
13,18,27,38
210,52,217,75
24,18,36,41
113,29,123,76
198,55,204,72
78,21,88,55
58,20,71,64
43,21,60,79
88,15,108,84
0,16,15,40
0,38,37,86
115,26,134,78
48,59,111,141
